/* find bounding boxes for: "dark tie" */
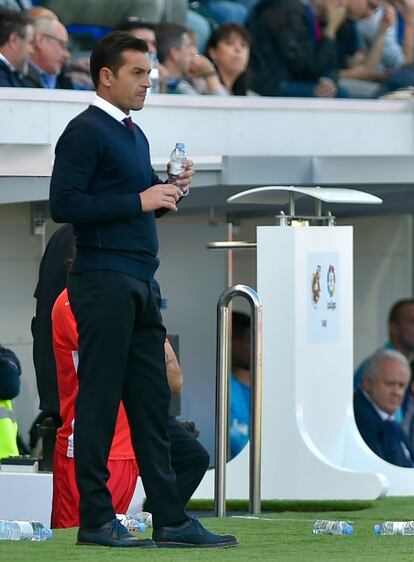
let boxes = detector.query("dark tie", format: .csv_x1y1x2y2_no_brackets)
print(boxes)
123,116,134,131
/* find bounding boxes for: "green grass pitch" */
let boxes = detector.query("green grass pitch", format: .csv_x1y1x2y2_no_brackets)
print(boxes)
2,497,414,562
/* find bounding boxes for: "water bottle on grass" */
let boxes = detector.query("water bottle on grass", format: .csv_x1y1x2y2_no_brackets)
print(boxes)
312,520,353,535
374,521,414,535
116,513,150,532
0,520,52,541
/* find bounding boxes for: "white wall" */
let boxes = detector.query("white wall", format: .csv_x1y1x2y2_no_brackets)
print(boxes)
0,204,42,440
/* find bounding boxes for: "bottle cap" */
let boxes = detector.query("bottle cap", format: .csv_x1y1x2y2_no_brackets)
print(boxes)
46,529,53,539
343,524,353,535
374,524,381,535
175,143,185,150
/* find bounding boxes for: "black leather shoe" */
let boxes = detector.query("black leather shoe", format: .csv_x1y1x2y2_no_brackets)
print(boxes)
153,516,239,548
77,518,156,548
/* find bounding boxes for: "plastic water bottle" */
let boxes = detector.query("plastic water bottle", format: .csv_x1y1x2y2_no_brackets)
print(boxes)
312,520,353,535
131,511,152,528
374,521,414,535
0,520,52,541
115,513,147,533
149,52,160,94
168,143,186,184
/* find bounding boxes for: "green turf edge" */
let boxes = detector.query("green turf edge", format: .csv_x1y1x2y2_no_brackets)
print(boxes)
187,499,374,512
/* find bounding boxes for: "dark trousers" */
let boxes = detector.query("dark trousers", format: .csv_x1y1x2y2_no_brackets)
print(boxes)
67,269,186,529
144,417,209,513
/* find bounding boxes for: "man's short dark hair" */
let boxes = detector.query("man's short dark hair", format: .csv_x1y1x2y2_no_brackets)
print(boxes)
90,30,149,88
389,299,414,323
0,8,33,48
116,17,155,33
155,22,188,64
232,311,250,341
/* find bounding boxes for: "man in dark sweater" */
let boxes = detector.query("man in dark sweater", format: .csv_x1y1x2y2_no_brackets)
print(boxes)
0,8,34,87
49,31,237,549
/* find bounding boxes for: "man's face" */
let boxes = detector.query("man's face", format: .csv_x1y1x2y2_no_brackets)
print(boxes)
390,304,414,354
362,357,409,415
129,27,157,55
101,49,151,113
33,21,70,74
174,32,196,74
346,0,380,19
13,24,35,74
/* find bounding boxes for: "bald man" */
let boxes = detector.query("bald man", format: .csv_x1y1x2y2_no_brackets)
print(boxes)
23,14,71,89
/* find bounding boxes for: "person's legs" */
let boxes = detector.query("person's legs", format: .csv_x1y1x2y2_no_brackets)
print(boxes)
122,279,187,529
167,417,210,506
51,450,80,529
68,270,137,528
107,459,139,515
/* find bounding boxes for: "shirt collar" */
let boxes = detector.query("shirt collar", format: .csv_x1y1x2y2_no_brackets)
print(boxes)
361,388,395,422
92,94,129,123
0,51,15,71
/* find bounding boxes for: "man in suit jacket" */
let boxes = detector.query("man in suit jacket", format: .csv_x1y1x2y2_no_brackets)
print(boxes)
49,31,237,549
23,13,70,89
354,347,414,467
0,8,34,87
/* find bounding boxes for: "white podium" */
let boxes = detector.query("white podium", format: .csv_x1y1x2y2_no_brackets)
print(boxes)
195,186,414,502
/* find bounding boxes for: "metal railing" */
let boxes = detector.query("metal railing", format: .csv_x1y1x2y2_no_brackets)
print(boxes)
215,284,263,517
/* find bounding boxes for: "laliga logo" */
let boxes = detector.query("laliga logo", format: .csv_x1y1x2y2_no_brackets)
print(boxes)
327,264,336,298
311,265,321,308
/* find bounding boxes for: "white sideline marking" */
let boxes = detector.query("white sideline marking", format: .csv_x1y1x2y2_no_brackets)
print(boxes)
231,516,354,523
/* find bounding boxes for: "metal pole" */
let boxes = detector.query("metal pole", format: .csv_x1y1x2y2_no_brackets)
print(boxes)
215,284,262,517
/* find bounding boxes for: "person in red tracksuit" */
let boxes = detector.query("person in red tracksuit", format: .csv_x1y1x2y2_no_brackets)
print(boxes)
51,288,138,528
51,286,210,528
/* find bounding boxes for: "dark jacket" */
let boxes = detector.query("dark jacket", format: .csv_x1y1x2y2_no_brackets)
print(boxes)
22,63,75,90
0,345,21,399
0,58,26,87
32,224,75,414
247,0,339,96
354,388,414,468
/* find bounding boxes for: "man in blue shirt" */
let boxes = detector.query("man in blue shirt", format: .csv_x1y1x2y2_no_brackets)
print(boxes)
230,311,251,458
23,13,71,89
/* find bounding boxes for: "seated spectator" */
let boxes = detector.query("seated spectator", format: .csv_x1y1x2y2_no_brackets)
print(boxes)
23,14,71,89
51,287,209,527
117,17,168,93
354,348,414,467
230,311,251,458
0,8,34,87
402,365,414,444
247,0,348,98
354,299,414,389
206,23,251,95
156,22,198,93
0,343,21,459
370,0,414,97
157,22,227,94
185,28,229,94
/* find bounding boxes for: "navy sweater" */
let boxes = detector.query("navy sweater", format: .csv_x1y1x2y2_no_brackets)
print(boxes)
50,106,166,281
